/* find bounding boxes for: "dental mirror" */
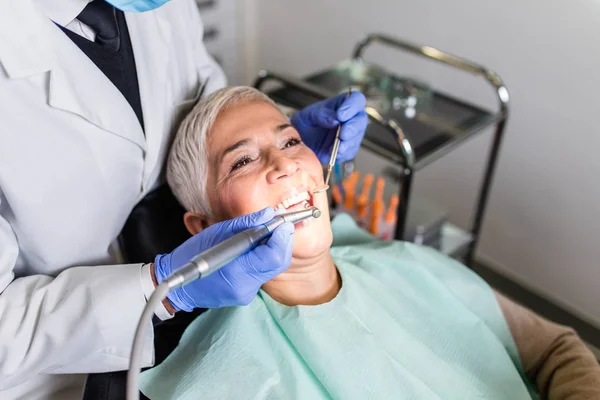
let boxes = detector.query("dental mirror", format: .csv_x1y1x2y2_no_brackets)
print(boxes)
311,185,330,194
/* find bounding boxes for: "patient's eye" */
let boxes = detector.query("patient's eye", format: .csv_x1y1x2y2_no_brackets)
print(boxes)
231,156,253,172
283,137,302,148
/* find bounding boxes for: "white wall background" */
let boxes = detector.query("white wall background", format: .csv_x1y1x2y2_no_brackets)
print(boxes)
239,0,600,326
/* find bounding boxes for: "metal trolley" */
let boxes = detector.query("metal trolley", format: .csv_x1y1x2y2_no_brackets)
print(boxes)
254,33,509,267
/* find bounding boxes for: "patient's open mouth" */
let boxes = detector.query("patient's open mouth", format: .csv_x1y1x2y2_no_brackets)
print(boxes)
274,189,319,230
274,190,312,211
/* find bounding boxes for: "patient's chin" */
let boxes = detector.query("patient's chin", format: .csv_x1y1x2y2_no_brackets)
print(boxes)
291,226,333,259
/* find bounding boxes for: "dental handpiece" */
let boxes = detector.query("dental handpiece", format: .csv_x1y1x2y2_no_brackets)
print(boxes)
165,207,322,289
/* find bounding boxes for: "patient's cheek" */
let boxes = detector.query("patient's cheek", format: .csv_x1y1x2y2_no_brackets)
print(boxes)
212,180,271,220
209,185,239,221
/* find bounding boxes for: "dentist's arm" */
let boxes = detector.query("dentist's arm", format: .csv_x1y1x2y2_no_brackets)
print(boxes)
0,204,293,391
0,204,154,389
495,292,600,399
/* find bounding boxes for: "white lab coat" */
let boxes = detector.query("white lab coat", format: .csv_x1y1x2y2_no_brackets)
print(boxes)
0,0,226,398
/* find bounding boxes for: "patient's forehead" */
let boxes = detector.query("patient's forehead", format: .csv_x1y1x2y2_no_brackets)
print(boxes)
207,100,289,152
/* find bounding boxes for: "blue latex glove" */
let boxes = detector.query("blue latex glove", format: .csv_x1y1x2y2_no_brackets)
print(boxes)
154,207,294,310
291,91,368,164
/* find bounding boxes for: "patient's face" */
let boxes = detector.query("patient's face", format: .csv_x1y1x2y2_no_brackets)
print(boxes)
205,100,333,260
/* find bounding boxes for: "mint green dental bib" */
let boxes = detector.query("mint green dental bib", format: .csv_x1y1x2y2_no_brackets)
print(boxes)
141,214,536,399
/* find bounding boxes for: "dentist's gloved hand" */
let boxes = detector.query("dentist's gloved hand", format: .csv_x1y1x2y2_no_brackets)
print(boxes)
292,91,368,164
153,207,294,311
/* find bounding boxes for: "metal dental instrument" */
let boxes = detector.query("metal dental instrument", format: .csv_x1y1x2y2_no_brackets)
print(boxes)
165,207,322,289
313,88,353,194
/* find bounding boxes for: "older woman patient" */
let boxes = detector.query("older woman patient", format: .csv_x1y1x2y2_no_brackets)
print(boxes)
140,87,600,400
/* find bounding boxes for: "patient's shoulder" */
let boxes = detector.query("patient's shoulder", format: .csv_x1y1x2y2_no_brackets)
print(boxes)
332,240,517,361
332,240,499,321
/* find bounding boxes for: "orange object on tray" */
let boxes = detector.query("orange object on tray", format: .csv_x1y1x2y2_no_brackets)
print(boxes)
380,194,400,240
357,174,374,207
385,194,399,224
343,172,359,211
373,177,385,204
368,177,385,235
355,174,374,224
369,201,384,235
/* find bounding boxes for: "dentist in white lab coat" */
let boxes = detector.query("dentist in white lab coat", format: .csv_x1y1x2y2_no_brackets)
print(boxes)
0,0,369,398
0,0,227,397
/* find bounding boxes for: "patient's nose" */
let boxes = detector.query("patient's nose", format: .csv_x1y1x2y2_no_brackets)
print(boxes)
266,151,299,182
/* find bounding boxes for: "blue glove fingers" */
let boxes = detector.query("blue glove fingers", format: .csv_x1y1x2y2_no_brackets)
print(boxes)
325,91,355,111
339,110,368,141
244,222,294,277
168,222,293,311
336,91,367,122
336,111,368,162
167,283,196,312
316,141,335,164
292,105,339,130
222,207,276,236
310,106,340,129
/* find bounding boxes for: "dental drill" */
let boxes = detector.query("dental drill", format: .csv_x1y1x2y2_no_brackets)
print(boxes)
126,207,322,400
165,206,322,289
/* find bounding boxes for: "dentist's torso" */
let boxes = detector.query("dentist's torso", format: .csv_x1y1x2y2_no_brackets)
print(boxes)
0,0,225,397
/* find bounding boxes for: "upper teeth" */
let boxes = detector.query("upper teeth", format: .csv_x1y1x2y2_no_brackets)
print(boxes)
276,191,310,210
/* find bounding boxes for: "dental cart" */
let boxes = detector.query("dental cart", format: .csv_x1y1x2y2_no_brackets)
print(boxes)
254,33,509,267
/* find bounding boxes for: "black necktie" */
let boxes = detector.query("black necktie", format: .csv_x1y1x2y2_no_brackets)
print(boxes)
77,0,121,51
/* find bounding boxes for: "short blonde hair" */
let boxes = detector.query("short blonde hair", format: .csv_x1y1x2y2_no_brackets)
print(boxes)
167,86,278,216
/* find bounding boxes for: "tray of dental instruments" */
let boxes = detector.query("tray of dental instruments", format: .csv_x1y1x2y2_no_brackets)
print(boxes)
264,58,503,171
260,32,508,172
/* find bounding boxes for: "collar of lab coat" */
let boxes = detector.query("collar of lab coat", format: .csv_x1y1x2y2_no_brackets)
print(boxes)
34,0,89,27
0,0,173,152
0,0,56,79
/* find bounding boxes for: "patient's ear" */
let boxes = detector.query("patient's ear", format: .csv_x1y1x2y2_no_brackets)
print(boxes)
183,211,211,235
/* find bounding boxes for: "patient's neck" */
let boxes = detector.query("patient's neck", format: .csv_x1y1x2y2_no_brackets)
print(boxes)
262,252,340,306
